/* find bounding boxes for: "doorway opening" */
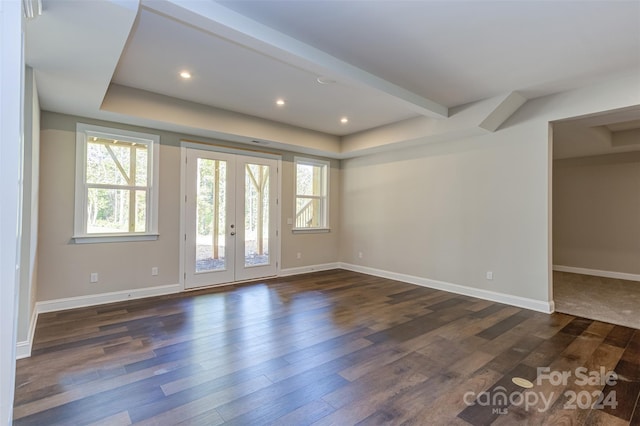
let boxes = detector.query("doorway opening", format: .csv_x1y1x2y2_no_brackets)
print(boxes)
182,144,280,289
551,105,640,329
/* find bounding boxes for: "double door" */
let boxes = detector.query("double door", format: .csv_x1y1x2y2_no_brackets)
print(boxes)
184,148,278,288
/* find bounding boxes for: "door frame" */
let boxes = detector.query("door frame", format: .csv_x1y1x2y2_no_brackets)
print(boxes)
179,140,282,290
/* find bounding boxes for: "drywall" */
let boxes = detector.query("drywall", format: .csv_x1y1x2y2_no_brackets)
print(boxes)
279,154,341,269
340,72,640,306
341,119,551,302
102,84,341,157
1,1,23,422
554,152,640,275
37,112,340,302
17,67,40,351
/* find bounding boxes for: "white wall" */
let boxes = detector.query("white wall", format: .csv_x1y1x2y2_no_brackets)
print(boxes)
17,67,40,358
340,72,640,311
0,1,24,423
341,120,551,305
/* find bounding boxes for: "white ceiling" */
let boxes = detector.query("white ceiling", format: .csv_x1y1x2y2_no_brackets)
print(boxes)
553,106,640,159
219,0,640,107
112,7,418,135
25,0,640,154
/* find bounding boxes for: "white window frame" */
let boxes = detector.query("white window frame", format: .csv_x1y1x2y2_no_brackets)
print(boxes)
73,123,160,243
293,156,330,233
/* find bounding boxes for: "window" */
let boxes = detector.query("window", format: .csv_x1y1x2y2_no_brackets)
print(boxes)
74,123,159,243
294,157,329,231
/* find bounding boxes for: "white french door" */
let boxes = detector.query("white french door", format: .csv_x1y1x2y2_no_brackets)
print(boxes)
184,148,279,289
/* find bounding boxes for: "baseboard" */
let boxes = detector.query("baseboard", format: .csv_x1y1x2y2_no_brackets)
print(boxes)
553,265,640,282
340,263,554,313
22,262,556,359
279,263,340,277
15,307,38,359
16,341,31,359
36,283,183,314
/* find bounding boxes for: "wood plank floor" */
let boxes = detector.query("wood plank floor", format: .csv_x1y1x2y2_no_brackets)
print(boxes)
14,270,640,425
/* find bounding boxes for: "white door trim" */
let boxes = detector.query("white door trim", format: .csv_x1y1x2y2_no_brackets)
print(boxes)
179,141,281,290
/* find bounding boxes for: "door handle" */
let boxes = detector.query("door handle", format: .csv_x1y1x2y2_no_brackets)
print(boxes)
230,232,236,236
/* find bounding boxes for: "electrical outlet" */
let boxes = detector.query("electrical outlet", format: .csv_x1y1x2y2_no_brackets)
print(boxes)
486,271,493,280
90,272,98,283
358,252,363,259
296,252,301,259
151,267,158,276
287,218,293,225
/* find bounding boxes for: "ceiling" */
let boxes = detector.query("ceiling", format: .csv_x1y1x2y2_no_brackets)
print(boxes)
25,0,640,157
553,106,640,160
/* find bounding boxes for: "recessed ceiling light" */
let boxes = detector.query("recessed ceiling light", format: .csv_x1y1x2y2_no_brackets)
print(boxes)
179,71,192,79
276,99,285,106
340,117,349,124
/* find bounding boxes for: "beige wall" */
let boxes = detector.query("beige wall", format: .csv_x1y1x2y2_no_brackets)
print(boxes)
553,152,640,275
280,155,341,268
36,72,640,307
37,112,339,302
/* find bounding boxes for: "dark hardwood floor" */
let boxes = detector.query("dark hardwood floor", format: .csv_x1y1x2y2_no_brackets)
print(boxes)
14,270,640,425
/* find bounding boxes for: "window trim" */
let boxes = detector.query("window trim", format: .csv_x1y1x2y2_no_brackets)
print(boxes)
73,123,160,243
293,156,330,232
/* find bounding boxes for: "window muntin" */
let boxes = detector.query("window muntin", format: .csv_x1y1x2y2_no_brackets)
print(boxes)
74,124,159,242
294,157,329,230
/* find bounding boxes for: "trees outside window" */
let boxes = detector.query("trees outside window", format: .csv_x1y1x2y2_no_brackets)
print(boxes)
74,123,159,243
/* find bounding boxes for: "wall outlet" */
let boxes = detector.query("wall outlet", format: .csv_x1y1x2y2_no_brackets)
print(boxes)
287,218,293,225
90,272,98,283
151,267,158,276
486,271,493,280
296,252,301,259
358,252,363,259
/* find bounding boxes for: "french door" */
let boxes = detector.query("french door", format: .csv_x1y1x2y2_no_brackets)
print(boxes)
184,148,278,289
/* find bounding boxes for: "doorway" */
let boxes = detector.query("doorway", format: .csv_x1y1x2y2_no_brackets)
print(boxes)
551,106,640,329
183,146,280,289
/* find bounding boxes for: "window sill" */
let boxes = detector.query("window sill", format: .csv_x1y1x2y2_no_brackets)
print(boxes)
72,233,159,244
292,228,331,234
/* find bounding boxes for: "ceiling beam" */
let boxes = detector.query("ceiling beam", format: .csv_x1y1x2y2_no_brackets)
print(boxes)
612,128,640,147
142,0,449,119
478,91,527,132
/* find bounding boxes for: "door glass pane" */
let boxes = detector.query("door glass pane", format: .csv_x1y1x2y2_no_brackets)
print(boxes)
244,164,269,267
196,158,226,273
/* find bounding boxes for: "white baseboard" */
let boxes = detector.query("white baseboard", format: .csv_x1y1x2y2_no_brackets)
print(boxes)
340,263,554,313
20,262,556,360
36,283,183,314
16,341,31,359
16,307,38,359
553,265,640,282
279,263,340,277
